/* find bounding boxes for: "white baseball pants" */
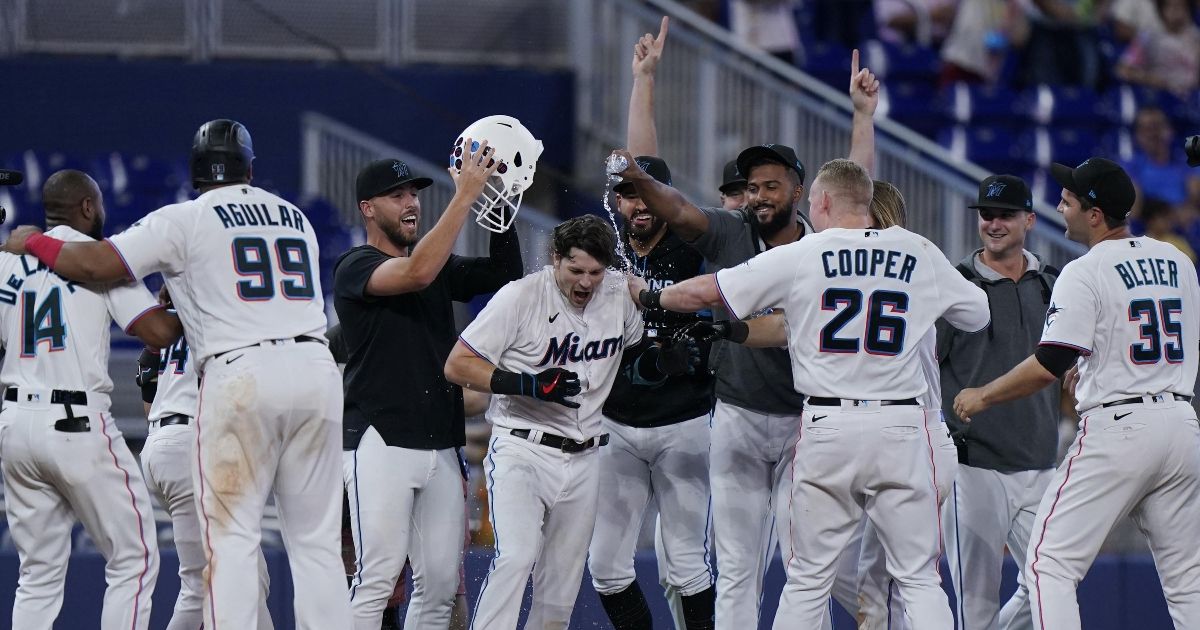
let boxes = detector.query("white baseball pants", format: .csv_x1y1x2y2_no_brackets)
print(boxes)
774,404,952,630
1027,398,1200,630
588,414,713,599
141,421,274,630
709,400,800,630
941,463,1050,630
344,427,466,629
852,409,959,629
193,341,349,630
471,428,602,630
0,396,158,630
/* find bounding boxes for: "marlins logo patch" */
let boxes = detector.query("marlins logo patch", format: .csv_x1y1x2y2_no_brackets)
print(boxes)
986,181,1007,198
1045,303,1062,331
392,160,409,179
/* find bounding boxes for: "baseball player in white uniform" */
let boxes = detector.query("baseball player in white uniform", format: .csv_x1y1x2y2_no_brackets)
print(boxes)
445,215,695,629
137,315,274,630
647,159,988,629
5,120,351,629
0,169,182,630
955,158,1200,630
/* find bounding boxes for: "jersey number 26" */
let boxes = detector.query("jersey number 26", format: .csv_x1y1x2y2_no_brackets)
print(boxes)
819,288,909,356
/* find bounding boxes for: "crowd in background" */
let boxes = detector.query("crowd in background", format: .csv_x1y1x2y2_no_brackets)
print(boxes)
684,0,1200,266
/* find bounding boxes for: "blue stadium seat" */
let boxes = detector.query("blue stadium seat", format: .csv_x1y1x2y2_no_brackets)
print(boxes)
1024,85,1103,127
939,82,1022,125
938,124,1036,175
863,40,940,82
803,40,851,89
883,80,948,136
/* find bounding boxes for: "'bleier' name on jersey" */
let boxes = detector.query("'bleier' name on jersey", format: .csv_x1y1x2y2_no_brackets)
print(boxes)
0,257,79,305
211,203,307,232
1115,256,1179,289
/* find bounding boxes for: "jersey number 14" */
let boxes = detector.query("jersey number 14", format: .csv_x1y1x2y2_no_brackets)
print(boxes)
21,288,66,357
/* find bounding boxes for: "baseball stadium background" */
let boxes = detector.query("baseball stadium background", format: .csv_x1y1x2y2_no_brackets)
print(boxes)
1,0,1198,627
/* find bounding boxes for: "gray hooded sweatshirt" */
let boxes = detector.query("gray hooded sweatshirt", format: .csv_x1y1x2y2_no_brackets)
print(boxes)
936,249,1060,472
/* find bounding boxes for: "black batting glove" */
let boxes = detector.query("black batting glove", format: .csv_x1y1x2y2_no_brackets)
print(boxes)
656,336,700,376
681,320,749,344
491,367,582,409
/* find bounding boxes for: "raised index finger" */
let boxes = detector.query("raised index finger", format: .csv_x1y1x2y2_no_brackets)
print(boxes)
851,48,860,77
655,15,669,46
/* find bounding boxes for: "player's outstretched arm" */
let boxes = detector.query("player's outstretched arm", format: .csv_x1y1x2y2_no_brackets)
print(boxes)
366,139,500,297
2,226,132,284
128,308,184,350
609,149,709,241
627,16,669,157
954,354,1058,422
847,48,880,176
631,272,721,313
445,341,582,408
681,311,786,347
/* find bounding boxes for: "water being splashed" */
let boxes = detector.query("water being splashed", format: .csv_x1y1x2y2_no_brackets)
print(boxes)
603,153,631,273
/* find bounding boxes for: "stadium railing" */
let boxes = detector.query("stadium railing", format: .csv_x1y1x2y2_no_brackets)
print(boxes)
572,0,1086,267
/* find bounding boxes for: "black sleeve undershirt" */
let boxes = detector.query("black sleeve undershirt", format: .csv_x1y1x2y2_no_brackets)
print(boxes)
1034,344,1080,379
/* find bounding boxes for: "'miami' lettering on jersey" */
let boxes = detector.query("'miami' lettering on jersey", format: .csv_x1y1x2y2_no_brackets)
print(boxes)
0,258,80,305
1114,258,1179,290
536,333,624,367
211,204,307,233
821,248,918,283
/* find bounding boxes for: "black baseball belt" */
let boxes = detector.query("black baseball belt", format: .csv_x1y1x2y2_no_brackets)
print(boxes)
1100,393,1191,408
806,397,919,407
4,388,91,432
213,335,325,360
510,429,610,453
156,413,190,427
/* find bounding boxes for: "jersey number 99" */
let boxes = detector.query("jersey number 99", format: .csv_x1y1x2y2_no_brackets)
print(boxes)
232,237,315,301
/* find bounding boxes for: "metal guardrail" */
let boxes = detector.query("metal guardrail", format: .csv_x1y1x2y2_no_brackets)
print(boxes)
300,111,559,271
572,0,1086,267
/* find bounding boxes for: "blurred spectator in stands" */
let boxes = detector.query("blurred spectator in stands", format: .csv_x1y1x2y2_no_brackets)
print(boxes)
1110,0,1164,43
876,0,958,45
730,0,803,65
1019,0,1109,88
940,0,1029,86
1141,199,1197,262
1122,106,1200,210
808,0,876,50
1115,0,1200,97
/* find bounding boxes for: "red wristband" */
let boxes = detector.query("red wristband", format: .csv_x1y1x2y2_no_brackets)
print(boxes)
26,233,65,268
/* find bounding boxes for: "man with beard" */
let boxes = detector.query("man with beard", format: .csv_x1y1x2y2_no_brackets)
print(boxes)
607,49,880,628
586,19,716,629
0,169,182,630
334,151,522,629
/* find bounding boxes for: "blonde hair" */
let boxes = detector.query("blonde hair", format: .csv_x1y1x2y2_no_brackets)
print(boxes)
869,180,907,228
814,159,873,209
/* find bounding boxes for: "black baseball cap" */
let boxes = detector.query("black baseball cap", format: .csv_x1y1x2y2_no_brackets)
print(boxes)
614,156,672,196
736,144,805,185
1050,157,1136,219
967,174,1032,212
719,160,747,194
356,159,433,202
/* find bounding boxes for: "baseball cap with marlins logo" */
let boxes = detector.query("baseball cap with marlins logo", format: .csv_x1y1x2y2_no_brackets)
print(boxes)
968,174,1032,212
1049,158,1137,219
356,159,433,202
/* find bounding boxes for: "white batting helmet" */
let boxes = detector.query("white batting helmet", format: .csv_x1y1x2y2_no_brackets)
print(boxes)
450,115,543,233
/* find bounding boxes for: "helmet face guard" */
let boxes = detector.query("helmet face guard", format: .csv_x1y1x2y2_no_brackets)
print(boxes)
451,115,543,233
